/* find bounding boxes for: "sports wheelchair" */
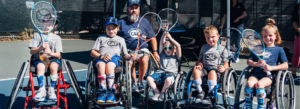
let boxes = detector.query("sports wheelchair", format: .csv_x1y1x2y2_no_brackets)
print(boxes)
179,66,238,109
85,58,131,109
234,66,296,109
5,56,85,109
138,59,187,109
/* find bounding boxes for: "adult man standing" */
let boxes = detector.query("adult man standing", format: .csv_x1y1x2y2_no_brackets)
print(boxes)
118,0,160,92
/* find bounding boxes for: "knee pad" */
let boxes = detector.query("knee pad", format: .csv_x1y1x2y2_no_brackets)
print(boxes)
244,86,253,98
50,75,58,81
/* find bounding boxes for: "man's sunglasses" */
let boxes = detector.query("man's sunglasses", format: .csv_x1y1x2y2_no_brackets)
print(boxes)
163,46,174,50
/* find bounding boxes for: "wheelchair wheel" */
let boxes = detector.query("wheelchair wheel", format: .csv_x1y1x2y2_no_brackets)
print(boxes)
174,71,187,101
164,100,173,109
85,61,93,109
234,68,249,109
182,69,194,106
276,70,295,109
145,83,154,109
222,68,237,108
125,60,132,108
6,61,29,109
64,60,85,108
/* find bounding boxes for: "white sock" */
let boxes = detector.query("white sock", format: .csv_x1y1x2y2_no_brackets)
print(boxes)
97,75,107,90
194,78,203,92
106,74,115,89
207,80,217,93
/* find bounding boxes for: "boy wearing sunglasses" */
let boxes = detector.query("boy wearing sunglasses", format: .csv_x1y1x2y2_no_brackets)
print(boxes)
192,26,229,104
146,31,182,101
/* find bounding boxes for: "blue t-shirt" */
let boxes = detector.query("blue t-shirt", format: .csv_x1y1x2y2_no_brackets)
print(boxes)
117,16,155,50
248,46,288,77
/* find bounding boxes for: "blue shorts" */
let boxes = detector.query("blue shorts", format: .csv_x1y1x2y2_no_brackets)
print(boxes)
149,73,175,84
94,55,121,67
33,60,61,67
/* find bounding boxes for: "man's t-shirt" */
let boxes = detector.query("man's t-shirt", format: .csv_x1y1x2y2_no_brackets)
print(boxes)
223,2,246,27
155,51,180,75
28,33,63,61
248,46,288,77
91,35,128,57
117,16,155,50
198,44,229,70
292,3,299,37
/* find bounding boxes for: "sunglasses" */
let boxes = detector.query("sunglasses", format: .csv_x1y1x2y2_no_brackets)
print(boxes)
163,46,174,50
106,17,118,22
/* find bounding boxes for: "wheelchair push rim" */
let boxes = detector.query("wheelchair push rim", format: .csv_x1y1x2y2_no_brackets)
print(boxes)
280,71,295,109
5,61,29,109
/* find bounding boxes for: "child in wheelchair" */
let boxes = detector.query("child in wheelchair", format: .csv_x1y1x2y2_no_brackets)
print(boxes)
146,29,181,101
28,14,62,102
192,26,229,104
244,18,288,109
90,17,134,103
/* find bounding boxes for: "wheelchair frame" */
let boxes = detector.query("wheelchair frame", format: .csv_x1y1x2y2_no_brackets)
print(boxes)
234,66,296,109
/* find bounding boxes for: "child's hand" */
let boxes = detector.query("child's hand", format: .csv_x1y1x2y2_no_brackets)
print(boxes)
102,55,111,62
44,48,51,54
131,54,137,61
257,59,266,67
194,65,202,70
263,64,273,71
43,42,49,49
217,65,226,73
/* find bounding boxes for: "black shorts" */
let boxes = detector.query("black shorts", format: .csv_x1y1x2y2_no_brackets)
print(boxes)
250,75,273,81
200,67,220,80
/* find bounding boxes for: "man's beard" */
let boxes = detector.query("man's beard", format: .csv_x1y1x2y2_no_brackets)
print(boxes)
128,13,139,21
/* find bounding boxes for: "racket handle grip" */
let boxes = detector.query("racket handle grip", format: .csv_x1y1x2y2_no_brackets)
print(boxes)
266,71,272,76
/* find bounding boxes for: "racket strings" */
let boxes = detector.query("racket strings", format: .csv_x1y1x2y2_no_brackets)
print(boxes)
243,31,264,55
158,8,178,31
31,2,56,33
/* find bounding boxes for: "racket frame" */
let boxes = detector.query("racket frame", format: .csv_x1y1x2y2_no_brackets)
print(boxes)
30,1,57,42
157,8,178,32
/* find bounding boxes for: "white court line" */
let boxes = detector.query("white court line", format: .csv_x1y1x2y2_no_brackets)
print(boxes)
0,69,87,81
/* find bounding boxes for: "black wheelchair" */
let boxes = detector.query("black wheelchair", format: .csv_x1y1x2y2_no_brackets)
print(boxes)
138,60,188,109
85,58,131,109
234,66,296,109
179,66,238,109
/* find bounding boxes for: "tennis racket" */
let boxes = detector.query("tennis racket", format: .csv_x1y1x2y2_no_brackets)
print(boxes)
158,8,178,32
31,1,57,68
129,12,162,65
219,28,243,63
241,29,271,76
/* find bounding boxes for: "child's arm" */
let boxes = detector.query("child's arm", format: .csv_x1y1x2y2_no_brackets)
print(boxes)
195,60,204,70
263,62,288,71
247,59,262,67
165,33,181,59
159,32,166,54
47,52,61,58
30,46,44,55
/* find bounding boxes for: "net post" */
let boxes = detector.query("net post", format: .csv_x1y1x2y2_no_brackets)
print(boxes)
226,0,231,56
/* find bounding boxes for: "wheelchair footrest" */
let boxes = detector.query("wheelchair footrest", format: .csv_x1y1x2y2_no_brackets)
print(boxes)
190,103,212,109
23,85,70,91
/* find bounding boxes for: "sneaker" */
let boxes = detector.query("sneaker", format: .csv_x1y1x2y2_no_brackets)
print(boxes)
138,82,145,92
132,83,139,92
292,74,297,81
48,87,57,102
202,92,212,105
152,93,160,101
158,93,164,101
33,88,46,102
106,89,116,103
195,91,205,104
96,90,107,103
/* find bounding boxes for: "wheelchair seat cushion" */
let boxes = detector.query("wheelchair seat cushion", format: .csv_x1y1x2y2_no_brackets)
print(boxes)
30,65,62,76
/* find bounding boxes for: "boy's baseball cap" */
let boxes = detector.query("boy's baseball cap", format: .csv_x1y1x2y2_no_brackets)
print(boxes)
43,14,59,24
128,0,141,7
105,17,118,26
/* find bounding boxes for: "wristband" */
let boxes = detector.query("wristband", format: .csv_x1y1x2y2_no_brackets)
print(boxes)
99,55,102,59
153,50,158,53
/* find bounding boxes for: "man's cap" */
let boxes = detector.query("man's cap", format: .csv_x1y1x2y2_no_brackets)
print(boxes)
128,0,141,7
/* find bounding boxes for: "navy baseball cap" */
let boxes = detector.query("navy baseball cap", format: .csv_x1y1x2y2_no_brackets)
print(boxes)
128,0,141,7
105,17,118,26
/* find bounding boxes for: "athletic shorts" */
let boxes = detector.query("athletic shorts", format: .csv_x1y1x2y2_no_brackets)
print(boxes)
33,59,61,67
149,73,175,84
94,54,121,67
